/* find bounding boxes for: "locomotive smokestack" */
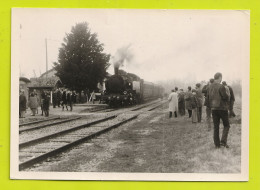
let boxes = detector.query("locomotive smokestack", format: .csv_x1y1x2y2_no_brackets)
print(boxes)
114,67,119,75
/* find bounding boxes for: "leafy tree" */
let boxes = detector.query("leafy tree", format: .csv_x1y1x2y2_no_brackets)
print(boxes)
54,22,110,92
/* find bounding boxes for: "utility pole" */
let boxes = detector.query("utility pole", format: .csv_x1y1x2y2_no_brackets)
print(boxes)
45,38,48,79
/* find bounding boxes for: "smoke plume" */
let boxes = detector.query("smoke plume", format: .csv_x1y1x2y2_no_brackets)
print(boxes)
112,44,134,69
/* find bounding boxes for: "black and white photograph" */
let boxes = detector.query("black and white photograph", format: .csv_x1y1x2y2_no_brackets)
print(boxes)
11,8,249,181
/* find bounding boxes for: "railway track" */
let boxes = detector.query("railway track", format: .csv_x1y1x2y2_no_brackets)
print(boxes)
19,117,60,127
19,116,82,133
19,100,166,171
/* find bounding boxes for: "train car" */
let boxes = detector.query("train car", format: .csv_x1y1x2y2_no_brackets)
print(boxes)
102,67,164,107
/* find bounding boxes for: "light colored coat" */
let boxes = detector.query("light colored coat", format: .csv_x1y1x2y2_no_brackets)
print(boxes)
168,92,178,112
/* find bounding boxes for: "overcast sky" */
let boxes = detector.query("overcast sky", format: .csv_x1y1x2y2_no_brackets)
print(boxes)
12,9,249,83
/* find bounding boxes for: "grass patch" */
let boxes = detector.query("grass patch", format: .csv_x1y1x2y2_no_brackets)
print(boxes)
98,106,241,173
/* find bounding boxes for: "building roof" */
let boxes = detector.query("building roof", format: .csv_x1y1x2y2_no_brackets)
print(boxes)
39,68,56,78
19,77,31,83
29,76,61,88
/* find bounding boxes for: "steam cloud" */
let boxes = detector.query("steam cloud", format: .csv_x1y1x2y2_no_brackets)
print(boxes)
112,44,134,69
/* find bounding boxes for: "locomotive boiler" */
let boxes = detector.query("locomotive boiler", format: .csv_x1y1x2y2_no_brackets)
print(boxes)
101,67,164,107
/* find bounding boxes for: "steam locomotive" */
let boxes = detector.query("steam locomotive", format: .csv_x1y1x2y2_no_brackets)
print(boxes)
101,67,164,107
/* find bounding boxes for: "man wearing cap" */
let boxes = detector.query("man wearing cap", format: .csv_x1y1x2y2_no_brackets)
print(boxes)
208,72,230,148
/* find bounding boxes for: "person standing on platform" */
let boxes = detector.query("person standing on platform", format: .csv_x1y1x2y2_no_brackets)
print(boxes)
43,92,50,117
57,88,61,108
168,89,178,118
80,90,85,103
62,90,68,111
19,90,27,118
208,72,230,148
67,91,73,111
52,89,57,108
72,91,77,105
28,93,38,116
185,86,193,118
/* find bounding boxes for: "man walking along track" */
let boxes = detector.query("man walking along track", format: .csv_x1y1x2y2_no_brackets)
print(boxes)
208,72,230,148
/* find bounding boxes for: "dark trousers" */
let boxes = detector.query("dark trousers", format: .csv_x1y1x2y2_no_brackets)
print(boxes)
197,107,202,122
169,111,177,118
212,110,230,147
188,109,192,118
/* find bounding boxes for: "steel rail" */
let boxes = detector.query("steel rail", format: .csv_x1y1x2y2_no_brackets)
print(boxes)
19,100,165,170
19,117,82,134
147,101,167,111
19,114,138,171
19,117,60,127
131,100,160,111
19,115,117,149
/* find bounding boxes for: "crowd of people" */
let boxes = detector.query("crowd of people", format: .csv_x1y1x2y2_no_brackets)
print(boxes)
52,88,77,111
168,72,236,148
19,88,99,118
19,90,51,118
20,72,237,148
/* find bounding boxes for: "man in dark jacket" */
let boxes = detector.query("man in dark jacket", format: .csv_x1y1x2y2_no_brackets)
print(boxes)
57,88,62,107
62,90,68,111
43,92,50,117
19,90,27,118
178,89,185,116
52,89,57,108
208,72,230,148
